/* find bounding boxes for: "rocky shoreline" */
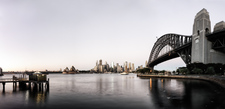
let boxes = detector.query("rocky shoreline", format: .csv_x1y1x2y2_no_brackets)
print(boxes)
137,74,225,89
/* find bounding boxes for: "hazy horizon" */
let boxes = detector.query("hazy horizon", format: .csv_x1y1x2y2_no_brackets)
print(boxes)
0,0,225,71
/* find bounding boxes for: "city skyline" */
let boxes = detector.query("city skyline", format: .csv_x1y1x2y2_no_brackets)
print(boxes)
0,0,225,71
91,59,136,73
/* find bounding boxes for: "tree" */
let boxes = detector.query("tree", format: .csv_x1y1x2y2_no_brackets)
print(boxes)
192,68,203,74
214,63,223,74
137,68,150,74
205,67,215,74
154,70,159,74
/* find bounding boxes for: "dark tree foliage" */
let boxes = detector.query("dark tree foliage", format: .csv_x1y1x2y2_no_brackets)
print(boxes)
205,67,215,74
178,67,189,75
192,68,203,74
137,68,150,73
187,63,225,75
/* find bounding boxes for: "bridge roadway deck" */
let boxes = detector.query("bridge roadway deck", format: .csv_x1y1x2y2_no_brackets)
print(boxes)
137,74,225,89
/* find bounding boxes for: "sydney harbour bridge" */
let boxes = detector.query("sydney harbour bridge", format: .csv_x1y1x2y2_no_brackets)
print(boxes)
147,9,225,70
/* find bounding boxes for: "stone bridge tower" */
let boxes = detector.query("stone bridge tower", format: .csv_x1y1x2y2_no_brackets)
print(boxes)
192,8,225,64
192,8,211,63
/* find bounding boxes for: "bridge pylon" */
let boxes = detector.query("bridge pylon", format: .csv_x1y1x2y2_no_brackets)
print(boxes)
191,8,225,64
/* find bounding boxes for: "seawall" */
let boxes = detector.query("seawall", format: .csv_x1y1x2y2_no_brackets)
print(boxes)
137,74,225,89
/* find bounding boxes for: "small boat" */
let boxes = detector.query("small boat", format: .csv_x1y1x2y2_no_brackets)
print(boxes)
120,72,129,75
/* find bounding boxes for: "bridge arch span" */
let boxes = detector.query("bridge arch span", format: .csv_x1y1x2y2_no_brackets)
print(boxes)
148,34,192,68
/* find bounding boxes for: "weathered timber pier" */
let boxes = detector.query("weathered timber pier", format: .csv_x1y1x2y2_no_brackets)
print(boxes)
0,75,49,92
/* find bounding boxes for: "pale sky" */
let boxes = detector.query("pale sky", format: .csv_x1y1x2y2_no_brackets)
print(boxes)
0,0,225,71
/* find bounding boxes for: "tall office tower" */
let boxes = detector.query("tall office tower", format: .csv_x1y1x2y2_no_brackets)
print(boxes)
111,62,114,68
106,61,109,72
99,59,102,65
113,65,116,73
116,63,120,73
129,62,131,70
99,65,103,73
96,60,98,66
125,64,128,73
132,63,134,71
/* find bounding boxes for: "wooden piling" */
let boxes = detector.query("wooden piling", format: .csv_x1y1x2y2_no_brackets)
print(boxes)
0,76,49,92
2,82,5,92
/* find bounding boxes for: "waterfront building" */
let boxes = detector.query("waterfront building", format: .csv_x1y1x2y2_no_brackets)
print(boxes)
136,65,143,71
105,61,109,72
99,59,102,65
113,65,117,73
64,67,69,72
96,60,98,66
116,63,119,72
111,62,114,68
124,64,128,73
129,62,131,70
132,63,135,71
63,66,77,74
91,59,136,73
91,59,109,73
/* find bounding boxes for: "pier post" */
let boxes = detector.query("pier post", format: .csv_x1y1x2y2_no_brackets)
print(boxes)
2,82,5,92
41,83,43,91
13,82,17,92
45,78,50,91
28,82,31,90
33,82,37,92
39,83,42,91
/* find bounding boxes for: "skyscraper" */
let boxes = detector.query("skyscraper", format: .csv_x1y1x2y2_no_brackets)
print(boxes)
96,60,98,66
132,63,134,71
129,62,131,70
99,59,102,65
111,62,114,68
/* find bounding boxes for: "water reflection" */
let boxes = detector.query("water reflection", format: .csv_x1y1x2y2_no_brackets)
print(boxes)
149,78,225,109
28,89,49,104
0,82,49,107
1,74,225,109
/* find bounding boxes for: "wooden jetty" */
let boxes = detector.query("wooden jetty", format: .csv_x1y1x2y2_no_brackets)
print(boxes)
0,74,49,92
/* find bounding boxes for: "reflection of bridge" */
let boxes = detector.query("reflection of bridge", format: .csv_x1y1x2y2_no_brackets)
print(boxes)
148,9,225,70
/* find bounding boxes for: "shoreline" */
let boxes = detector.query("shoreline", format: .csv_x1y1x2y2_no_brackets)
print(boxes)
137,74,225,89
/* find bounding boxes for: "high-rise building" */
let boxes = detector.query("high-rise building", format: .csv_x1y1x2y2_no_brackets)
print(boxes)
96,60,98,66
99,59,102,65
129,62,131,70
111,62,114,68
132,63,134,71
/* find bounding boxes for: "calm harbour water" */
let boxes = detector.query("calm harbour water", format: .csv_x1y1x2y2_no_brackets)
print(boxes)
0,73,225,109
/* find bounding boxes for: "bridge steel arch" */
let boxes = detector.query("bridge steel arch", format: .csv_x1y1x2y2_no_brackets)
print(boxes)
148,34,192,68
206,29,225,53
